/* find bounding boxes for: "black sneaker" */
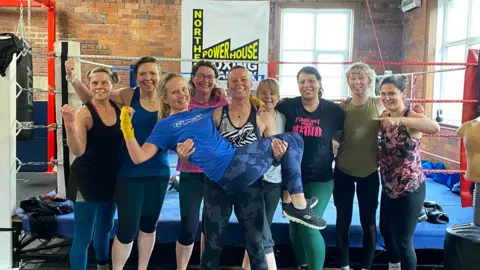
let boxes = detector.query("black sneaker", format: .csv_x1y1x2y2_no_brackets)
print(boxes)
306,197,318,208
281,197,318,208
282,203,327,230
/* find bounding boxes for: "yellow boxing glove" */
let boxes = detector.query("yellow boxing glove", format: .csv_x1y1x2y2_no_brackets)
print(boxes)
120,106,135,140
249,96,265,107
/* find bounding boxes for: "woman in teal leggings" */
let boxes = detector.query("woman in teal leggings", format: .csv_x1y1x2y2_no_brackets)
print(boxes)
277,66,345,269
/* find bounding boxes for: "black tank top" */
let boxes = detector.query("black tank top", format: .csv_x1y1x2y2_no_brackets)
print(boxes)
67,101,123,202
217,105,261,147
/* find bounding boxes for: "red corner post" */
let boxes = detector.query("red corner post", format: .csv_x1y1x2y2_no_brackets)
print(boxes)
46,1,56,172
460,49,479,207
0,1,57,172
268,61,277,79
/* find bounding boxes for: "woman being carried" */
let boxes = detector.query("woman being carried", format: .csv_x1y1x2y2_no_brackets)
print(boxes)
120,73,326,231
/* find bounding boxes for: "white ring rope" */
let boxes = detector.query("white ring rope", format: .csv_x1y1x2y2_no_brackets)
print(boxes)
80,59,115,69
76,55,269,64
376,67,466,78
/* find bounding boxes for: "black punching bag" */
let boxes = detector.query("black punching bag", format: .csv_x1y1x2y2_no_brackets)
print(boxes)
16,40,34,141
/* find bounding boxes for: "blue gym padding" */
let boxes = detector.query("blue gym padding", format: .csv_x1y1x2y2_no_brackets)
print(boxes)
16,101,48,172
16,152,473,250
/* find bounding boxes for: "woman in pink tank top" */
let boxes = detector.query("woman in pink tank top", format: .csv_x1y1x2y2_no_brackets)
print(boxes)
376,75,440,270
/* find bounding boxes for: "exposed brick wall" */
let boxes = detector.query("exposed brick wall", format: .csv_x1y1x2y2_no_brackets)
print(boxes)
1,0,405,87
402,0,461,170
402,4,427,99
356,1,404,74
2,0,459,170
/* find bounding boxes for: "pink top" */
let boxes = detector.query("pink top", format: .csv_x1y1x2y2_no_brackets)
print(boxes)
176,97,231,173
378,108,425,199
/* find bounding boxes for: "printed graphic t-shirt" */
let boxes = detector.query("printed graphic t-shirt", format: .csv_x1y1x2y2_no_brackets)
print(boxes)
176,97,230,173
146,107,236,182
276,97,344,183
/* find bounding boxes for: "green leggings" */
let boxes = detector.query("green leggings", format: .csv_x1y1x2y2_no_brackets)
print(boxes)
289,181,334,270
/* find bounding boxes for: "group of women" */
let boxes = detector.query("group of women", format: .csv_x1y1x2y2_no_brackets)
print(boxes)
62,56,440,270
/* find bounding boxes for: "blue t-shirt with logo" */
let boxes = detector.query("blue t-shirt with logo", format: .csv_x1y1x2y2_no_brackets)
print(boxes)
145,107,237,182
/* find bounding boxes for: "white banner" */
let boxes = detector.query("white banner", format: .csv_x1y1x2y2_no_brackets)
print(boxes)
181,0,270,89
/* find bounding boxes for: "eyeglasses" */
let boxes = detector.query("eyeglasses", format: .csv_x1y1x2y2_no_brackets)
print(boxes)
195,73,215,82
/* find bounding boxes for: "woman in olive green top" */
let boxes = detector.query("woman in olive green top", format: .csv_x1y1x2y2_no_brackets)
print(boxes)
334,63,423,270
334,62,383,270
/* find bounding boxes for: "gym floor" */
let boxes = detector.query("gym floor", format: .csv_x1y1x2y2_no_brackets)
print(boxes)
15,173,443,269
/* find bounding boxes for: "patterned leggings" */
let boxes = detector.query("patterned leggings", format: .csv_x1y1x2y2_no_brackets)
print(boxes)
217,132,304,195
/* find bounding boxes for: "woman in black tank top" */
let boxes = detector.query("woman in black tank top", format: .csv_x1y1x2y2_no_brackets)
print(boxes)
61,67,123,270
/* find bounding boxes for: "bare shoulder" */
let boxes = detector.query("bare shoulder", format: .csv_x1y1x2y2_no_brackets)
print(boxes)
76,106,90,117
75,106,92,126
258,110,274,125
212,106,223,125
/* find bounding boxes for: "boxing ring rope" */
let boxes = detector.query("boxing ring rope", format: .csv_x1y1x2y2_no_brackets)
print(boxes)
52,55,479,177
8,49,479,188
5,36,478,204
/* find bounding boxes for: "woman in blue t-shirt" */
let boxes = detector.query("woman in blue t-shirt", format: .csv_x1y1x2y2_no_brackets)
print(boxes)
120,72,326,232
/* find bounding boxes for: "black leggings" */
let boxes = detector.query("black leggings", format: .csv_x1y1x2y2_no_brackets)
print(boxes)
177,172,205,246
202,180,270,270
333,168,380,269
264,181,282,227
379,181,426,270
115,176,169,244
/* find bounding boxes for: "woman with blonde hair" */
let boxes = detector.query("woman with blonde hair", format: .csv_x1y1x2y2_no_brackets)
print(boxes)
334,63,424,270
120,73,324,233
334,62,383,270
66,57,170,270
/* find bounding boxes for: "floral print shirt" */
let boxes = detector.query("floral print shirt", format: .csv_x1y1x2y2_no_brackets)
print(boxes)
378,108,424,198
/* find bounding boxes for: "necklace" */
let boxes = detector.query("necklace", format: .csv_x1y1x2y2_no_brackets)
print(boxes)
229,105,249,118
142,97,157,105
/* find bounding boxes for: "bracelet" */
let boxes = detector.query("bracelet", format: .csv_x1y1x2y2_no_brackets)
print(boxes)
65,74,77,83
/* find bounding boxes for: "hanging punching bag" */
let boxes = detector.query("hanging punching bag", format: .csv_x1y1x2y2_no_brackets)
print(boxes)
16,39,34,141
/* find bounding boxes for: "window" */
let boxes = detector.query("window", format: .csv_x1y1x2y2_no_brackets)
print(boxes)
434,0,480,126
279,9,353,98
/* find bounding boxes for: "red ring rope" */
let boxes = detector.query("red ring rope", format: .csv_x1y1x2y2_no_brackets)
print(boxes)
329,99,478,103
422,134,458,137
423,170,466,174
272,60,478,66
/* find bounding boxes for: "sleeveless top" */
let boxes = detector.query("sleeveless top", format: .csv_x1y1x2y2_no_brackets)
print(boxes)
117,87,170,178
378,108,425,198
218,105,261,147
336,97,380,177
67,101,123,202
262,111,286,184
176,97,230,173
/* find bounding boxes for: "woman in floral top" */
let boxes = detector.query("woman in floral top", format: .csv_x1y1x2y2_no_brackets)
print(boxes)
376,75,440,270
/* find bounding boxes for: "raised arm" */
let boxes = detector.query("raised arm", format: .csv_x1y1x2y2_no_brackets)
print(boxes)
65,59,131,106
120,107,159,164
61,105,88,157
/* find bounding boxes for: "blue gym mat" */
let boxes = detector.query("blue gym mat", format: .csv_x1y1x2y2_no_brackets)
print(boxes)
17,152,474,250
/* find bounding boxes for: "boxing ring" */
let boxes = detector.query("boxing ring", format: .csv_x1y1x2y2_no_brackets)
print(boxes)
0,24,479,266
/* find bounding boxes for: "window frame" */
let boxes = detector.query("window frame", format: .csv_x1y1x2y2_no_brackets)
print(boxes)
434,0,480,126
278,8,353,98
